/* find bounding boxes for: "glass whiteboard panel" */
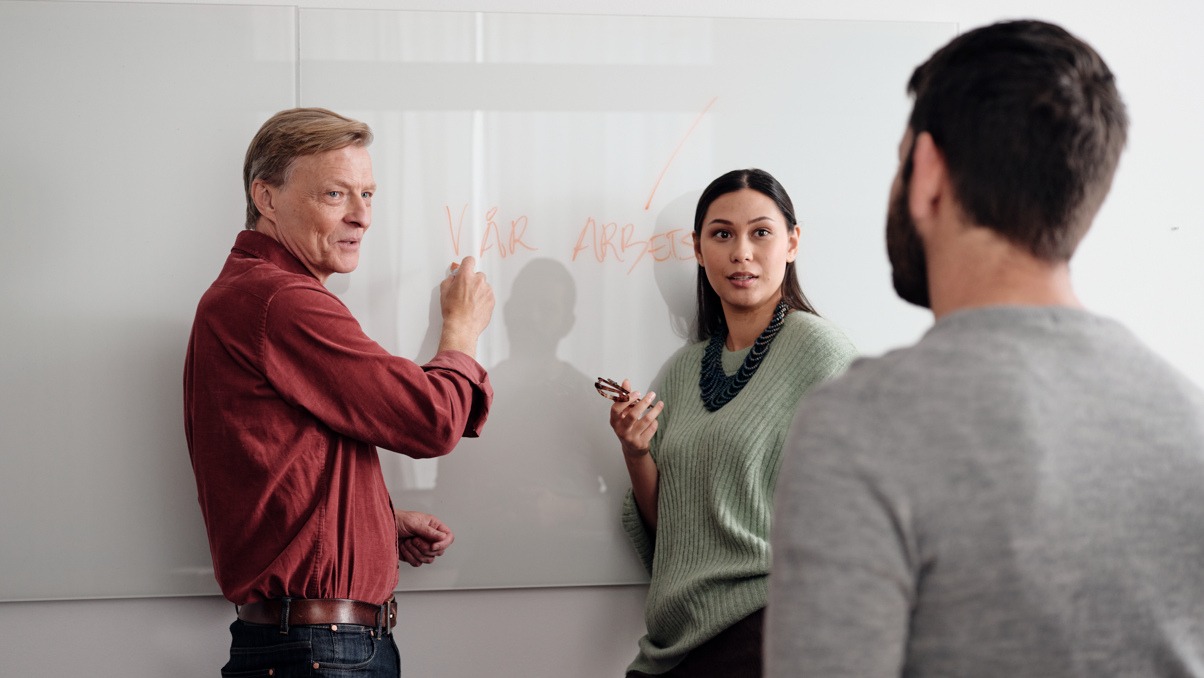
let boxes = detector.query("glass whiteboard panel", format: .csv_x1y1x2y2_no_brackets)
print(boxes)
300,10,951,590
0,3,950,600
0,0,296,601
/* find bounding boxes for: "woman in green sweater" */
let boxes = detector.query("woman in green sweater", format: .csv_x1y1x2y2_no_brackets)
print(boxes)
607,168,857,677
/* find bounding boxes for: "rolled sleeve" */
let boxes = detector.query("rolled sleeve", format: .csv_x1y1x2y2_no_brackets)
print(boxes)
262,285,493,458
424,350,493,438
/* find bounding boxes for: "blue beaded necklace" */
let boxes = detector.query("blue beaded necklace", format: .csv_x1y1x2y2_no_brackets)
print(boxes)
699,300,789,412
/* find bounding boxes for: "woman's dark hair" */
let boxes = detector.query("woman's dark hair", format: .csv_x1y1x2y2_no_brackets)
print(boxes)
693,168,818,341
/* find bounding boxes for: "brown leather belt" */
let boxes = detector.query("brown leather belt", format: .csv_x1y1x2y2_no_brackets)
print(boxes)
237,596,397,633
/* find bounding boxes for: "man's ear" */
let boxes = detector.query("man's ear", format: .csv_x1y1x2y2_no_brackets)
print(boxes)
251,179,276,221
907,131,949,233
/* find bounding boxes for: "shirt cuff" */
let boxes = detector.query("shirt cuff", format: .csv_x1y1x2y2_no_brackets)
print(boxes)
424,350,493,438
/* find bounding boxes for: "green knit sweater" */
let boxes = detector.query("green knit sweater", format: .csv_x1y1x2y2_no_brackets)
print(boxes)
622,310,857,674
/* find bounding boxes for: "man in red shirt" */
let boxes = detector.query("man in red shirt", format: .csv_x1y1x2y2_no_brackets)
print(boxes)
184,107,494,676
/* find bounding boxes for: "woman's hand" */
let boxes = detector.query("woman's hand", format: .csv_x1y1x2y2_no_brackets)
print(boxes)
607,379,664,530
608,378,665,459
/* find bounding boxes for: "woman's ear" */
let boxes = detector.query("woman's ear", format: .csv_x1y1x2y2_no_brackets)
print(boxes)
785,224,801,263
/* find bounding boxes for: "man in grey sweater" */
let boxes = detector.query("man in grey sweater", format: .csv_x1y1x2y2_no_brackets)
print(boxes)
766,20,1204,678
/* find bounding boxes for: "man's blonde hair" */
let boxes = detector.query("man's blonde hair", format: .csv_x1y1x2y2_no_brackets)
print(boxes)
242,107,373,229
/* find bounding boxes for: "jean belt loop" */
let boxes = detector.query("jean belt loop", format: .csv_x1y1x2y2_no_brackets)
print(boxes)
279,597,292,635
375,601,386,638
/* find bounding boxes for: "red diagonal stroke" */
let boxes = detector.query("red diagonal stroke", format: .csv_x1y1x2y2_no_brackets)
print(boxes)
644,96,719,211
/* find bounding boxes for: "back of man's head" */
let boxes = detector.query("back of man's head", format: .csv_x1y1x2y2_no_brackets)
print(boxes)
907,20,1128,261
242,107,373,230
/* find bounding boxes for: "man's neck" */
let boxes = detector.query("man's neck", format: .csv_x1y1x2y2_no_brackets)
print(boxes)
927,226,1082,320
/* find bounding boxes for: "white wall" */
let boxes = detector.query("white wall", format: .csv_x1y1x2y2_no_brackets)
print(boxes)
2,0,1201,676
0,586,648,676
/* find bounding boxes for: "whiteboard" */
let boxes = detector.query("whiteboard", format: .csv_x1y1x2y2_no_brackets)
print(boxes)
299,10,949,589
0,0,952,600
0,0,296,601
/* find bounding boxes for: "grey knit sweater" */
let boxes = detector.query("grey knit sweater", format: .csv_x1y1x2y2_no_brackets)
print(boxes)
622,310,857,674
767,306,1204,677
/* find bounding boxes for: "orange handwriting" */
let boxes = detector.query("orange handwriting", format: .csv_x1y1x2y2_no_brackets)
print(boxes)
645,96,719,211
445,204,539,259
571,217,694,273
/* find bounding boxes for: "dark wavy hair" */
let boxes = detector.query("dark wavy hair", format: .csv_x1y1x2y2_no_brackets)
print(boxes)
906,20,1127,260
693,168,819,341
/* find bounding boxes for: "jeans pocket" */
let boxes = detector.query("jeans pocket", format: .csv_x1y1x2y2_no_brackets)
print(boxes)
220,668,283,678
222,638,313,677
309,625,381,673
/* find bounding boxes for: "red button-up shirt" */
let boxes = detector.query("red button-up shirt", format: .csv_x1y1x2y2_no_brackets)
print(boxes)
184,230,491,605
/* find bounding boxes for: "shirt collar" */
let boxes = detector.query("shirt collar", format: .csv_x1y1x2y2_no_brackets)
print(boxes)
232,229,317,280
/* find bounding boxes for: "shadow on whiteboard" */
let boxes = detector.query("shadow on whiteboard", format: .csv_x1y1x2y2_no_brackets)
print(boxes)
425,257,648,588
653,191,701,342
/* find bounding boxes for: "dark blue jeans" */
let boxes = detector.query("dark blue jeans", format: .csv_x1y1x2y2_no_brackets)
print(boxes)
221,619,400,677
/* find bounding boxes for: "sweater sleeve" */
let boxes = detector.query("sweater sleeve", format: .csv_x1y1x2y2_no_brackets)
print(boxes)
622,488,656,574
798,315,859,392
765,378,916,678
619,351,679,575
